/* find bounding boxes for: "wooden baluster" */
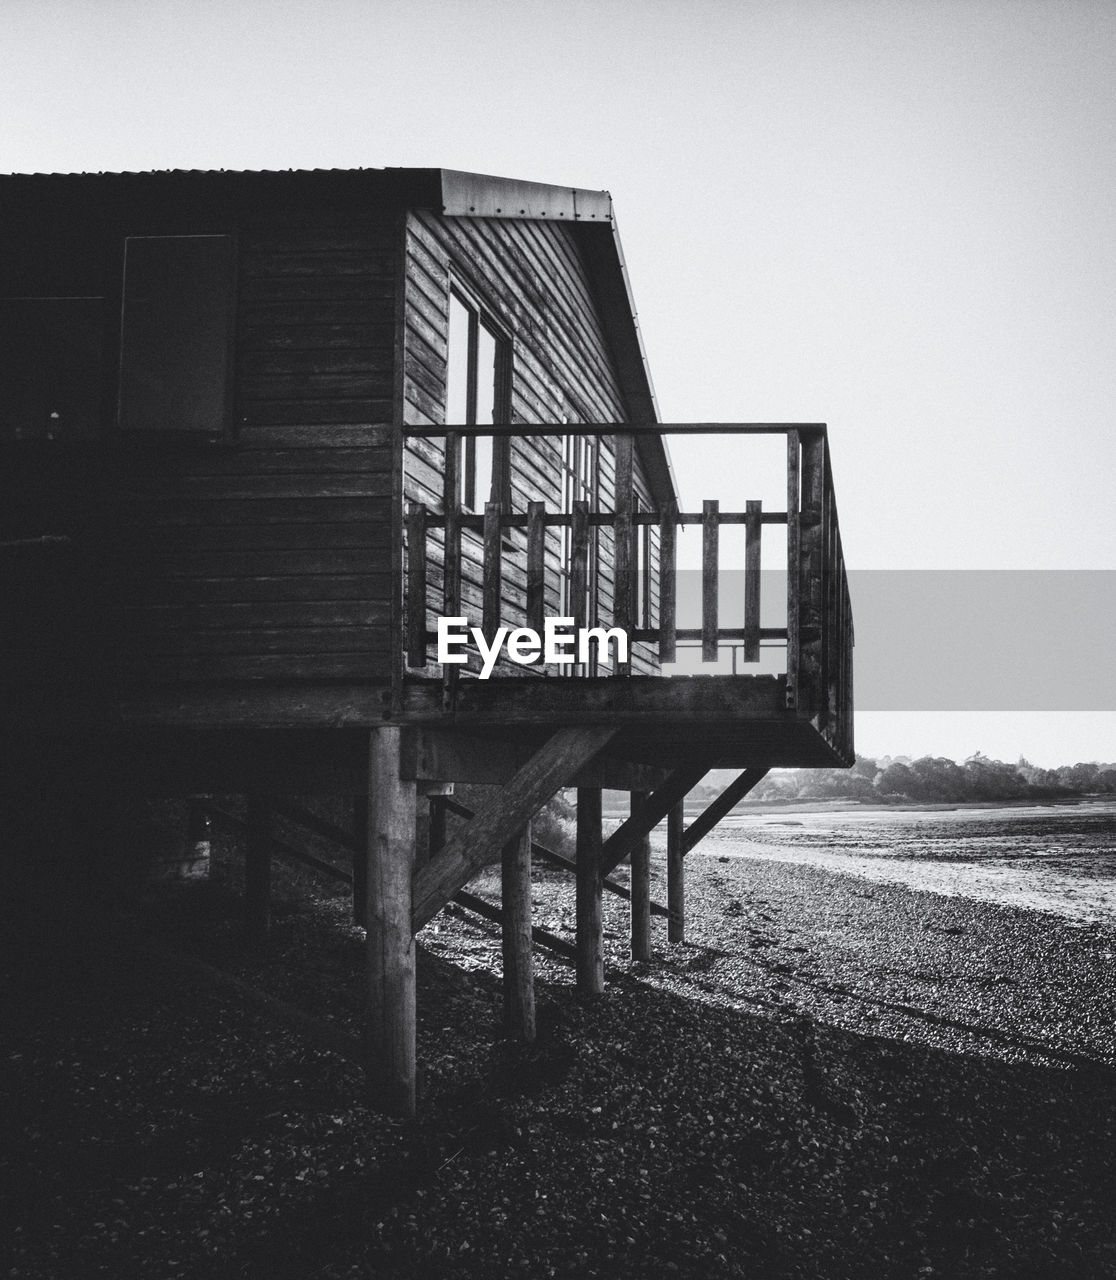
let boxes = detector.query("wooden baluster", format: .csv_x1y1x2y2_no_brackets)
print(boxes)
614,433,634,675
526,501,546,634
482,501,502,640
744,498,762,663
405,503,427,669
658,505,677,665
702,499,719,662
570,500,589,636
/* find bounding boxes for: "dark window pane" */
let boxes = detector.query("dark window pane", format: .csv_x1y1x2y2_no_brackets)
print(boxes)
0,297,104,440
118,235,233,433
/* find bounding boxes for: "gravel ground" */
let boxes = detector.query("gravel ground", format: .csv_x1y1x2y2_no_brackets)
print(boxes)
3,842,1115,1279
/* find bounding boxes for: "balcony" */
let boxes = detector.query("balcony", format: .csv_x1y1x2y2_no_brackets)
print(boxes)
397,424,853,772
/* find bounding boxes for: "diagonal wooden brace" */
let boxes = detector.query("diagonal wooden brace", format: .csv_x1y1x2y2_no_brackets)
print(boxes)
411,725,618,931
440,794,670,918
681,767,769,855
599,763,711,879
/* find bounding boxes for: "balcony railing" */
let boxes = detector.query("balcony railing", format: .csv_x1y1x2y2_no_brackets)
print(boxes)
399,424,851,755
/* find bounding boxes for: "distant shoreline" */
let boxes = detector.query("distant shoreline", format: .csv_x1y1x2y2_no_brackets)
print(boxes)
603,794,1116,820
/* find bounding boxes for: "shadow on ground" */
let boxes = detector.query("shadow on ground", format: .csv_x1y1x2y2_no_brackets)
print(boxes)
3,860,1115,1280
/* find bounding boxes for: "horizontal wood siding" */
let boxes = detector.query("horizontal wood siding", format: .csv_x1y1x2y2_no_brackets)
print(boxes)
237,223,397,427
402,212,659,676
96,217,406,690
105,431,395,685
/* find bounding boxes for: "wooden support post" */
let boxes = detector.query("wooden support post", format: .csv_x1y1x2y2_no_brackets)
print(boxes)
629,790,652,962
352,793,368,927
365,726,418,1118
667,801,685,944
244,792,271,943
575,787,605,994
501,823,536,1043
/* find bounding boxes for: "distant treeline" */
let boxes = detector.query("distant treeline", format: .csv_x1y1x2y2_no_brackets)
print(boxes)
731,755,1116,805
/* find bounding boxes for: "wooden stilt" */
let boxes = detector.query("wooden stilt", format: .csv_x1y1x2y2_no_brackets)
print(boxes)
244,792,271,943
351,792,368,927
667,800,685,944
629,790,652,961
501,823,536,1043
576,787,605,993
365,726,418,1118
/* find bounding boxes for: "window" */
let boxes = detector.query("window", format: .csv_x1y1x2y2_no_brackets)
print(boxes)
118,235,235,434
0,297,104,440
559,431,599,621
635,495,651,629
446,287,508,510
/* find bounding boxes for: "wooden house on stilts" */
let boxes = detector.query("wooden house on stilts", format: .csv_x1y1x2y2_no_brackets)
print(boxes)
1,167,853,1114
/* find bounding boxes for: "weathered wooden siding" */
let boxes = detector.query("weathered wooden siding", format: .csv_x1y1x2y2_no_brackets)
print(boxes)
105,428,395,685
238,222,398,428
102,218,401,689
401,211,659,676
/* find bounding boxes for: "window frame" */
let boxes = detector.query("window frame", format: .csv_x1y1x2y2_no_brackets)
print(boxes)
445,282,511,512
116,233,237,440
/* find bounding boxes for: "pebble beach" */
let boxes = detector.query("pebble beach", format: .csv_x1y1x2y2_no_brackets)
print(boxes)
3,802,1115,1278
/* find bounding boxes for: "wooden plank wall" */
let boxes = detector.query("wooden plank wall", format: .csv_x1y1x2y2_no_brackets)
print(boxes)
107,221,399,687
401,211,660,676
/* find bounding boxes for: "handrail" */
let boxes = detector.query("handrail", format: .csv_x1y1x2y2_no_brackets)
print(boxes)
401,422,826,438
399,422,852,749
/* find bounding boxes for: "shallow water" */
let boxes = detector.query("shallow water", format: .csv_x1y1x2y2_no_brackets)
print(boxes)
687,799,1116,925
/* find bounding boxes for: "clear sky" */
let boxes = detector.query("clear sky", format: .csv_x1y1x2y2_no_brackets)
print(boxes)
4,0,1113,765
